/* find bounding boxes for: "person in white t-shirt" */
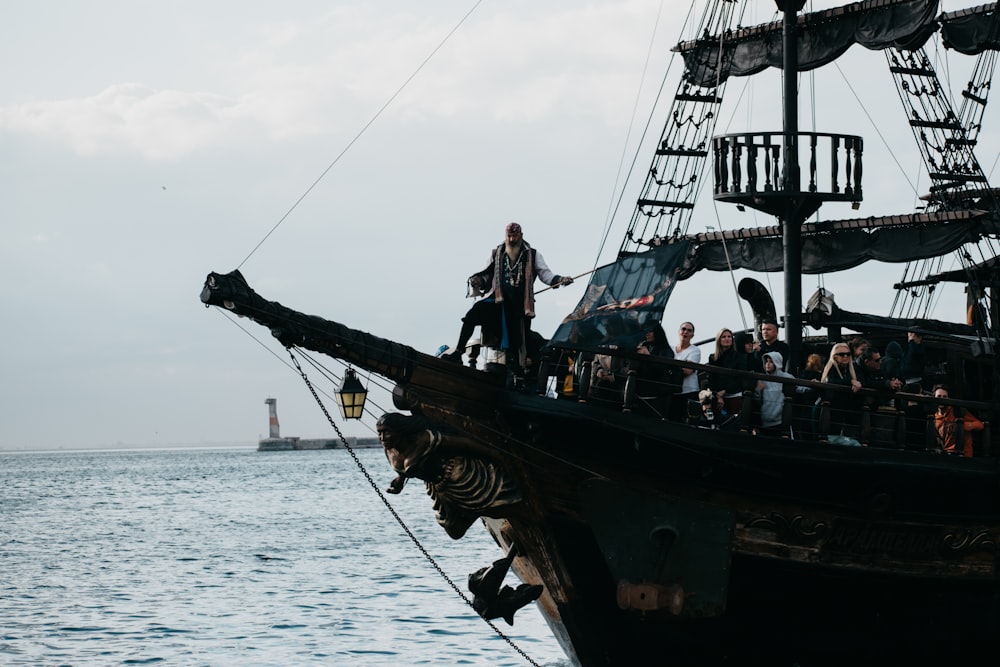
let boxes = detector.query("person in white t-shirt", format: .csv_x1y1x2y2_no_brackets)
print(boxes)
671,321,702,420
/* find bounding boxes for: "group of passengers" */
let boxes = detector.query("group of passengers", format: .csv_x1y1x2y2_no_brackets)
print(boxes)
704,320,806,435
437,223,981,454
620,321,984,456
602,319,792,432
815,333,984,454
589,321,697,421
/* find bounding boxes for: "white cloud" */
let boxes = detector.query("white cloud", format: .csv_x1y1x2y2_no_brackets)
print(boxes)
3,0,988,451
0,83,244,160
0,1,667,161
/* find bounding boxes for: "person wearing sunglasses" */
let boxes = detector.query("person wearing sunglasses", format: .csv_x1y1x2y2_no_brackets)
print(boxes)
856,346,904,399
819,342,863,441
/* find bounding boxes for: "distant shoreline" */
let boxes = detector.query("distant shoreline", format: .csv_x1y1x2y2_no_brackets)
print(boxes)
0,442,258,453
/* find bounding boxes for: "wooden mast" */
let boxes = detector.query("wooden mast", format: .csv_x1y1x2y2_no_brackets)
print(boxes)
779,0,806,371
712,1,865,372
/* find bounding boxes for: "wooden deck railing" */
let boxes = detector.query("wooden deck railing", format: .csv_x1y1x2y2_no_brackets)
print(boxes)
712,131,863,215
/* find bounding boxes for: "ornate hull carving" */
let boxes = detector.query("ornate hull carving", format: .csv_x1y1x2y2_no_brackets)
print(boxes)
741,508,998,577
376,413,523,539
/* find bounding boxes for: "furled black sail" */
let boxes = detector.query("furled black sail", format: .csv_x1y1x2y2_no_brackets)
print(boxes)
680,209,999,276
677,0,941,87
941,2,1000,55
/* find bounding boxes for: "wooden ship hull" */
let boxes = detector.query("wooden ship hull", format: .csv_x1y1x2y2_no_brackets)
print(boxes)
201,268,1000,666
200,1,1000,664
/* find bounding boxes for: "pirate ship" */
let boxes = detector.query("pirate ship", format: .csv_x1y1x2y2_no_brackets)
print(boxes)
201,1,1000,665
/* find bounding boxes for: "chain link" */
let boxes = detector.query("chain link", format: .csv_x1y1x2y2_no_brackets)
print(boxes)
288,349,542,667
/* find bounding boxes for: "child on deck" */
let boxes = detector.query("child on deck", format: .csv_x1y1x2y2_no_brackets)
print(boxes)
755,352,793,436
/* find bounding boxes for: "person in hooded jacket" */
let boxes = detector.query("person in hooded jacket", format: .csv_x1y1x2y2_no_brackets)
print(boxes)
881,340,903,381
754,351,793,436
901,328,927,386
627,323,678,417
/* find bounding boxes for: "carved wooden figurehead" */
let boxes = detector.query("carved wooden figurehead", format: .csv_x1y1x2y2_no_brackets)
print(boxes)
376,412,524,539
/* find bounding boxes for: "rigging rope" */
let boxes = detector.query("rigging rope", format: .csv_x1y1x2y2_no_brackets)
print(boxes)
288,348,543,667
834,59,920,200
705,2,755,335
212,303,614,666
235,0,486,271
616,0,744,256
213,306,609,480
214,308,395,427
599,4,687,262
593,0,670,270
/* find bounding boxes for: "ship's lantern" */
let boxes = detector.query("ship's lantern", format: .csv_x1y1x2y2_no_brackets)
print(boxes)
336,368,368,420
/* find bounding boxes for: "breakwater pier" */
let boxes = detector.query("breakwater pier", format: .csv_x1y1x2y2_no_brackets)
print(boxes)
258,398,380,451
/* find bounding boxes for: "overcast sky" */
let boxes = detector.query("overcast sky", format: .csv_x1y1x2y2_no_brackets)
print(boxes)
2,1,995,450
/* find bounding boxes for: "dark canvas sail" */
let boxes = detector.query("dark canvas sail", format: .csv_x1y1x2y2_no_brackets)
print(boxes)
678,210,997,277
941,2,1000,55
197,3,1000,666
549,241,690,348
677,0,940,87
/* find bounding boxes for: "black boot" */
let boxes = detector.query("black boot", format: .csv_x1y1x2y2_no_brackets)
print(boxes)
467,344,481,368
445,321,477,364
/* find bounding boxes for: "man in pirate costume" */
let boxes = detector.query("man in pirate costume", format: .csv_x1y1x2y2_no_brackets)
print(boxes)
444,222,572,388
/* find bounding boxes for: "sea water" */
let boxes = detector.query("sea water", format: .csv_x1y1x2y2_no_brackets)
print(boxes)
0,447,569,666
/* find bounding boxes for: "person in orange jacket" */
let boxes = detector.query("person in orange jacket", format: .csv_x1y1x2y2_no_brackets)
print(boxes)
933,384,984,457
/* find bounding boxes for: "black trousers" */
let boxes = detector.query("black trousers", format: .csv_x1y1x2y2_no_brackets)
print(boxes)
457,290,530,376
456,299,501,351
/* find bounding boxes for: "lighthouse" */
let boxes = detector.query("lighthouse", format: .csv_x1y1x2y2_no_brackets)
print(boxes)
258,398,378,451
264,397,280,438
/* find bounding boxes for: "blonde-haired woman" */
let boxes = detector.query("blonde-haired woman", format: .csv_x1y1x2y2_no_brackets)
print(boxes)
820,342,862,439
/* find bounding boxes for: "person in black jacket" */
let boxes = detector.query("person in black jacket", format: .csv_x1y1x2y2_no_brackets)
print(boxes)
752,319,790,372
821,342,863,439
708,327,751,416
881,340,904,381
444,222,572,388
627,323,677,418
901,328,927,386
855,347,904,391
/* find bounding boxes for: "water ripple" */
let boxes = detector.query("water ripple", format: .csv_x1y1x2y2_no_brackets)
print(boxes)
0,448,569,666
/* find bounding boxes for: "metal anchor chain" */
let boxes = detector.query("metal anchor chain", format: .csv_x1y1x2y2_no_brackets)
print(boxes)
287,349,542,667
